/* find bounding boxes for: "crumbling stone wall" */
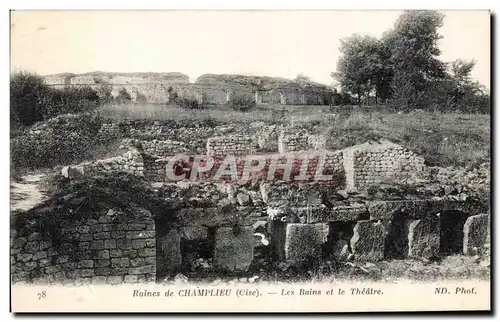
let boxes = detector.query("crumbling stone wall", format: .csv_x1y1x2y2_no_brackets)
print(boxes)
343,141,426,190
278,131,326,154
10,210,156,285
78,148,145,177
122,138,190,158
142,151,344,184
206,135,258,157
44,74,329,106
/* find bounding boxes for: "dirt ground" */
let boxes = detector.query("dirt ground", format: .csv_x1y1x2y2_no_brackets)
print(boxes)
10,174,48,212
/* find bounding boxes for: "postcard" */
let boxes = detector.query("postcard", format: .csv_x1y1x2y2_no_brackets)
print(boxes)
9,9,491,312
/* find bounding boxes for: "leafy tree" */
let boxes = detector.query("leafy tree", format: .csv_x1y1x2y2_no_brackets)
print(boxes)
332,35,387,106
10,71,49,126
116,88,132,104
383,10,447,109
295,74,312,87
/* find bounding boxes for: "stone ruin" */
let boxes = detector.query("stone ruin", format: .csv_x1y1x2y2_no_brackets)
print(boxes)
43,72,333,106
10,121,491,284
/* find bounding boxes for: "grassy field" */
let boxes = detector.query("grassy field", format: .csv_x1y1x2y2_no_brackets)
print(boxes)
97,103,490,168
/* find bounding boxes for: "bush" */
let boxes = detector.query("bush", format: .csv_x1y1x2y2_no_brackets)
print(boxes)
10,113,106,170
10,71,50,126
175,97,204,110
227,94,256,112
115,88,132,104
10,70,102,127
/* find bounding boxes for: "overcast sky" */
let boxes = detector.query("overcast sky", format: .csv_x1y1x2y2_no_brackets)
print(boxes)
10,10,490,88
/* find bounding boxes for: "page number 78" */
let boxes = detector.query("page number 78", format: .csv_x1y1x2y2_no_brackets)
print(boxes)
37,291,47,300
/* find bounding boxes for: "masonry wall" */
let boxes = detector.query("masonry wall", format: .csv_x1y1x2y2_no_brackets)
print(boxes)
143,151,345,185
122,138,190,158
206,135,259,157
10,210,156,285
79,148,145,177
278,132,326,154
45,75,328,106
343,144,426,190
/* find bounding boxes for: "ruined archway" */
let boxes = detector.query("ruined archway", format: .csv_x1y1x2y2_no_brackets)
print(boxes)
384,213,409,259
439,210,471,256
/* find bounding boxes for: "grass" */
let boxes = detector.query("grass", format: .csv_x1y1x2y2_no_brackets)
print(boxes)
97,103,490,168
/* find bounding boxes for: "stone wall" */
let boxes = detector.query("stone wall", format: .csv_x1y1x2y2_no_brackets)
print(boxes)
278,131,326,154
77,148,145,177
141,151,345,185
11,195,488,283
206,135,258,157
121,138,190,158
155,199,488,276
11,209,156,285
343,141,426,190
44,73,330,106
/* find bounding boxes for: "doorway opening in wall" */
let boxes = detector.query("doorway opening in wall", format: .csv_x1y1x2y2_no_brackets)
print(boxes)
384,213,409,259
439,210,470,256
179,226,216,275
325,220,357,260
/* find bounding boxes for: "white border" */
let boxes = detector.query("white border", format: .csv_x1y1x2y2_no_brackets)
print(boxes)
2,1,497,321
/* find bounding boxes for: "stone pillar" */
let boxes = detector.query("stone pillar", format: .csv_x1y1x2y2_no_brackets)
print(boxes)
195,90,203,105
407,214,440,258
226,90,233,103
463,214,490,255
158,228,182,276
269,219,286,261
280,92,286,105
350,220,386,262
284,223,329,261
213,226,255,272
254,91,262,104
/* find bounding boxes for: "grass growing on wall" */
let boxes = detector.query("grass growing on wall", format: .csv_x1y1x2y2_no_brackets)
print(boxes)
97,103,490,168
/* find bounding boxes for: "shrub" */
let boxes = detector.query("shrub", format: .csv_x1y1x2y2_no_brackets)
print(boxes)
10,70,103,127
10,113,106,170
115,88,132,104
175,97,204,110
10,71,50,126
227,94,256,112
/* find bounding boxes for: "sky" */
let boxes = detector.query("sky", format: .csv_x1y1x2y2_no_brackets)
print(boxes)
10,10,491,88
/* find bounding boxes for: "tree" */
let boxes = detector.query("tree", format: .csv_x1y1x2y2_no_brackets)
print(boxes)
383,10,447,109
332,35,387,106
295,74,312,87
10,70,50,126
116,88,132,104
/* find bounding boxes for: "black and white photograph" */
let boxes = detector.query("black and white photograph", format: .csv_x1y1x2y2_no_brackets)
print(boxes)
9,9,491,312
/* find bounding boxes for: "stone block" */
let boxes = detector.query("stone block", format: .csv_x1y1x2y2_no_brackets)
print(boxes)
77,260,95,269
91,276,107,284
124,275,139,283
94,250,110,260
158,229,181,274
308,206,368,223
130,258,145,267
110,249,123,258
79,269,95,278
107,276,124,285
104,239,117,249
407,214,440,258
128,265,155,275
269,219,286,261
284,223,329,261
463,214,490,255
132,240,147,249
111,258,130,268
213,226,255,272
350,220,386,262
